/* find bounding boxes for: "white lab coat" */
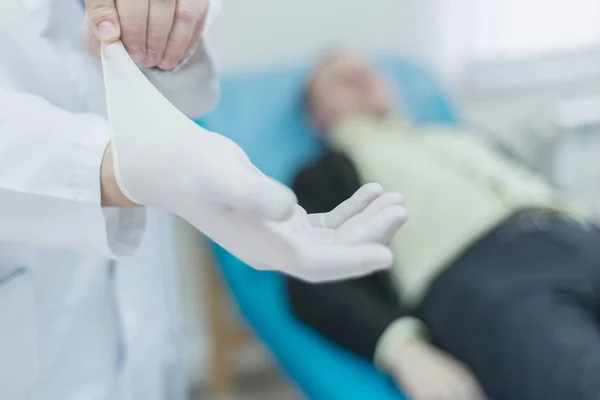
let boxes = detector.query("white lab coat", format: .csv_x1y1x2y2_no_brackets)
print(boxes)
0,1,221,399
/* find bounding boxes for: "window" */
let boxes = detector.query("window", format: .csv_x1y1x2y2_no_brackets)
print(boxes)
464,0,600,90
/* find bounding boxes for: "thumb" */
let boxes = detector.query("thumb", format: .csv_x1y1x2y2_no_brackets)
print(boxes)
80,14,101,59
225,175,297,221
84,0,121,43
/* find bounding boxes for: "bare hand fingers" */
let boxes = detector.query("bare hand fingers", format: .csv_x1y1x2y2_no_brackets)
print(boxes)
159,0,207,70
116,0,149,63
144,0,177,67
85,0,120,42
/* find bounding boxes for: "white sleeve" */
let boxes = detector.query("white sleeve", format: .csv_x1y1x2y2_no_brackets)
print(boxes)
0,86,145,258
142,0,222,118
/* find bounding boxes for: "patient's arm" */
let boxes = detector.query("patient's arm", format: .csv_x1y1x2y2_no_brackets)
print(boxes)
286,272,486,400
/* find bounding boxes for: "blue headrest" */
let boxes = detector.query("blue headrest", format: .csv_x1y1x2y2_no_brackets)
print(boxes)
198,57,458,186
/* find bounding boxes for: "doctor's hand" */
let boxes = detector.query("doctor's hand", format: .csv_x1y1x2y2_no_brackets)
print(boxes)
101,146,406,282
82,0,208,69
240,183,408,281
100,41,405,282
107,131,406,282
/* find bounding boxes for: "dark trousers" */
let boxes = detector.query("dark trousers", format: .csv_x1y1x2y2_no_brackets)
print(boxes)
418,211,600,400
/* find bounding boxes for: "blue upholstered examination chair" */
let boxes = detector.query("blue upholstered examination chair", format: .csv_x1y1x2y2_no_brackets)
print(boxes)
197,57,459,400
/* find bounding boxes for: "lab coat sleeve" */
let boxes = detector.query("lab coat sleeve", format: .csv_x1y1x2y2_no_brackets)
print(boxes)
142,0,223,118
0,85,145,258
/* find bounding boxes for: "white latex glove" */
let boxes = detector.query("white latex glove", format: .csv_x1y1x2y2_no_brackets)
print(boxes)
247,185,406,281
101,42,407,282
389,337,485,400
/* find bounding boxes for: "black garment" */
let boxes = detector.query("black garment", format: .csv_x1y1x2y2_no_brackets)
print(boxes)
286,148,600,400
419,212,600,400
287,150,406,360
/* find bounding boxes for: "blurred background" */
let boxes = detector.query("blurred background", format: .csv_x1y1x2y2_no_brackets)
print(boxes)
172,0,600,398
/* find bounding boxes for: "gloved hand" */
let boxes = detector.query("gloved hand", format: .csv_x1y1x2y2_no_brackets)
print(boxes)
244,185,406,281
101,42,407,282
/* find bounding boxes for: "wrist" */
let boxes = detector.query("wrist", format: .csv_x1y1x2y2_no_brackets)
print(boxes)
374,317,428,371
385,336,428,374
101,144,137,207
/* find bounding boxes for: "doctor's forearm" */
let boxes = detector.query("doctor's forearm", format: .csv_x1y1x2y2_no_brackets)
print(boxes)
101,144,136,207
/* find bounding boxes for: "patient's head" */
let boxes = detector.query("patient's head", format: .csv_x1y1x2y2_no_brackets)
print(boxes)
304,52,393,132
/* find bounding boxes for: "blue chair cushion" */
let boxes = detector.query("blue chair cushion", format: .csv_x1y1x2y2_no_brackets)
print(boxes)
197,57,459,400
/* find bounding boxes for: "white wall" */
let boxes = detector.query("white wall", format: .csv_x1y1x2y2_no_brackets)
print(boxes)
209,0,443,72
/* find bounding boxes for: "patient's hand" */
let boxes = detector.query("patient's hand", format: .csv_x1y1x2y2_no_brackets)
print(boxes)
389,337,485,400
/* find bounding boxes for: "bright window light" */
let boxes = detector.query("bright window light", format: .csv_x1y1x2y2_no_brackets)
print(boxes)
472,0,600,60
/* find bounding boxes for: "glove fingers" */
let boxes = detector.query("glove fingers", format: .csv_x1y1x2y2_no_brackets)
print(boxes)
323,183,383,228
306,213,327,228
341,205,407,245
370,205,407,243
297,243,393,283
362,192,405,218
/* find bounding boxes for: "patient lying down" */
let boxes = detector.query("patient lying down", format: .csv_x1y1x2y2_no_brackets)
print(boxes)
286,52,599,400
